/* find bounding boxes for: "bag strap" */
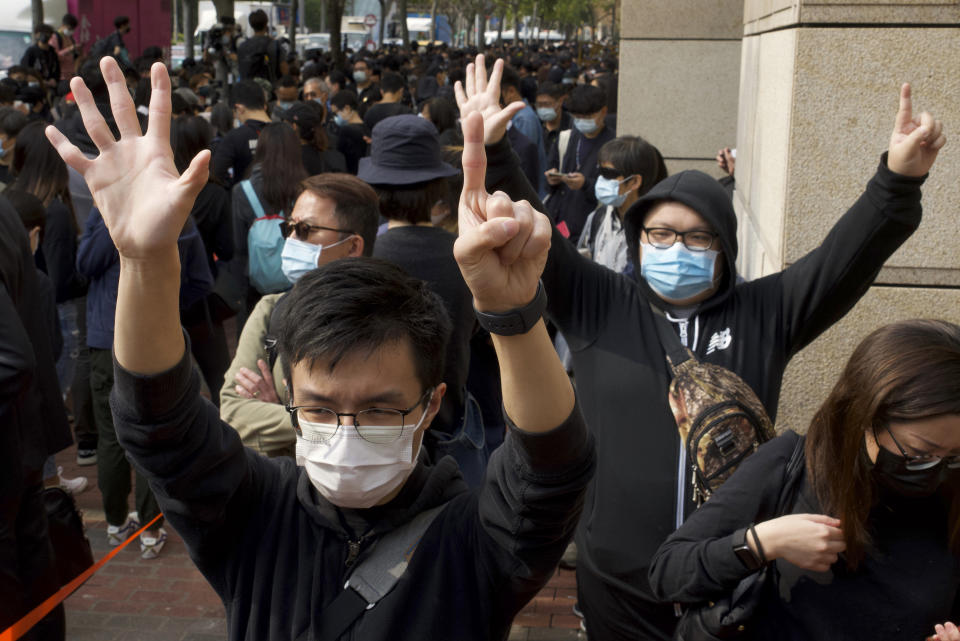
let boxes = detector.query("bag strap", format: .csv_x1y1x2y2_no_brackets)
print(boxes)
647,303,692,369
315,502,448,641
774,436,806,516
240,180,266,220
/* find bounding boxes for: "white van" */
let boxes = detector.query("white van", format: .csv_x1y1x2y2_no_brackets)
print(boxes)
0,0,68,72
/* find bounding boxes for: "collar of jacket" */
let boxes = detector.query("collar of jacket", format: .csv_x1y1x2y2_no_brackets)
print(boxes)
295,449,467,540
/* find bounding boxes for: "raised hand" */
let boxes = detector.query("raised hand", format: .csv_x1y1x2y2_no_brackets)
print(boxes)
931,622,960,641
752,513,846,573
888,83,945,177
45,57,209,260
454,55,525,146
454,112,551,313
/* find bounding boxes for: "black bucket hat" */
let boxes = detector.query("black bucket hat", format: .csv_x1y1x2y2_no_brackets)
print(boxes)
357,114,459,186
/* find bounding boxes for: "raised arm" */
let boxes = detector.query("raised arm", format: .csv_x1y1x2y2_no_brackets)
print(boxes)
46,58,209,375
772,84,945,354
454,110,572,431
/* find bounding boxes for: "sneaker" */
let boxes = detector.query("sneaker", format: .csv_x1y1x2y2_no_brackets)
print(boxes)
76,448,97,466
57,466,88,495
572,602,584,619
140,527,167,560
106,512,140,546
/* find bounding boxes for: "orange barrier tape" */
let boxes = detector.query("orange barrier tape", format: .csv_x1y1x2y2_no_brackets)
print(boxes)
0,513,163,641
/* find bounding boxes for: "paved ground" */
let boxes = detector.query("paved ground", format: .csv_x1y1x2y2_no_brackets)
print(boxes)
56,446,585,641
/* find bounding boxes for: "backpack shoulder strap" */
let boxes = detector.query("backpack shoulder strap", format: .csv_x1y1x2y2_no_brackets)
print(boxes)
648,302,692,369
240,180,266,219
775,435,807,516
316,503,448,641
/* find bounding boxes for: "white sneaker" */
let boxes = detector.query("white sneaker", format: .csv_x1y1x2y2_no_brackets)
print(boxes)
140,527,167,560
57,466,88,495
106,512,140,546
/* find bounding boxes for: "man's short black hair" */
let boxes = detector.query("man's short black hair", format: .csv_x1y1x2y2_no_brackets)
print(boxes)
277,74,297,89
62,14,78,28
275,258,452,392
379,71,404,95
500,65,520,91
330,89,358,112
219,15,236,26
230,80,267,109
35,24,55,38
536,81,565,100
114,15,130,30
565,85,606,116
248,9,268,32
299,173,380,257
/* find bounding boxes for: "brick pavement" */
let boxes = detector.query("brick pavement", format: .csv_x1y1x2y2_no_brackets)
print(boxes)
55,446,584,641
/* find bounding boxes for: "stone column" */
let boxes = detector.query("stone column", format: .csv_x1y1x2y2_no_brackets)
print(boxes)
616,0,743,176
734,1,960,430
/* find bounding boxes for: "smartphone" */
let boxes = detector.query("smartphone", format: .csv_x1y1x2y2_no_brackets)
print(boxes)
547,170,567,178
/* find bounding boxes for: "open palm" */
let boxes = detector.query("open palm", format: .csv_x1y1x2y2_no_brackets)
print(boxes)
454,55,525,145
45,58,209,260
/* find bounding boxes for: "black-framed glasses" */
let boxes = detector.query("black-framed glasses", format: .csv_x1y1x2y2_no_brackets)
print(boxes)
642,226,719,252
878,424,960,471
279,220,354,239
287,388,435,445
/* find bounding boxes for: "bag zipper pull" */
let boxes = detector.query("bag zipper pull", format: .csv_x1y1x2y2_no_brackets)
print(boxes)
345,539,362,567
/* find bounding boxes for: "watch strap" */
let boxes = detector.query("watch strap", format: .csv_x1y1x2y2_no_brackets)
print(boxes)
474,281,547,336
732,527,763,571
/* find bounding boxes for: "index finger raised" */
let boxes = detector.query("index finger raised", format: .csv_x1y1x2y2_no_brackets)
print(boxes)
461,111,487,195
894,83,913,132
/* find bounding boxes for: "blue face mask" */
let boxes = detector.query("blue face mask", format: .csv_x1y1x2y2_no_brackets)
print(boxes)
574,117,599,135
276,101,294,111
281,235,351,283
594,175,633,208
334,113,347,127
640,242,719,301
536,107,557,122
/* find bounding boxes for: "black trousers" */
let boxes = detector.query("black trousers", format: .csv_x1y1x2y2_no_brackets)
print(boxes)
89,348,162,528
577,562,678,641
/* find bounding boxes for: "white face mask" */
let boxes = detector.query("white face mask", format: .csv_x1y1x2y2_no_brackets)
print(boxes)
295,392,433,508
281,235,352,284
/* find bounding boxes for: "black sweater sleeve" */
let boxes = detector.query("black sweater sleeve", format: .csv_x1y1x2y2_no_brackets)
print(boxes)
484,135,626,346
764,154,924,356
478,401,595,596
648,432,801,603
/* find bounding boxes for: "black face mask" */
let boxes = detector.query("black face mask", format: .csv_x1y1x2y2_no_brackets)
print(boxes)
871,445,948,498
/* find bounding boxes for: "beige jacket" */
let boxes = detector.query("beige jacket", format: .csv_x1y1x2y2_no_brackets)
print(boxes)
219,294,295,457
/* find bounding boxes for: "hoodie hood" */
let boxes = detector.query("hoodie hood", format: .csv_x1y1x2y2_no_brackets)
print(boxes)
623,170,739,312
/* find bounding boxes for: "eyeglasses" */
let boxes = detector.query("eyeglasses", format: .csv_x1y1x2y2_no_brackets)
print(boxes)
878,424,960,471
279,220,354,239
642,226,719,252
287,388,435,445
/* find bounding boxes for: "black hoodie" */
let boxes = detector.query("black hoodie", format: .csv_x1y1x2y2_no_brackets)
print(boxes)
111,336,596,640
483,138,925,639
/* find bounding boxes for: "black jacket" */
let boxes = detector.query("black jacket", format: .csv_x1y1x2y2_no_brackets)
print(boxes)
485,138,926,636
111,339,595,641
649,431,960,641
211,119,269,187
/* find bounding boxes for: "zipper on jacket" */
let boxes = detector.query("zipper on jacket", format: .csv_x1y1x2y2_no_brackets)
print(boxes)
677,319,688,347
345,539,362,568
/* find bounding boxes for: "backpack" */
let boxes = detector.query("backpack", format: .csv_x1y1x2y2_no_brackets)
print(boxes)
88,36,111,61
650,305,776,505
241,180,290,295
239,36,277,83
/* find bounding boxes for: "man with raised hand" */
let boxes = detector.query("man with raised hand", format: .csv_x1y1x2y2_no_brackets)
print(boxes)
46,57,594,641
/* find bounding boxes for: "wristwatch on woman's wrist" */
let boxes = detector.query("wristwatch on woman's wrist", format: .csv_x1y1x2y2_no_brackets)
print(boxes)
733,527,764,571
474,281,547,336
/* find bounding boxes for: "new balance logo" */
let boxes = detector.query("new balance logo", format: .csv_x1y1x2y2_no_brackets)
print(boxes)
706,328,732,355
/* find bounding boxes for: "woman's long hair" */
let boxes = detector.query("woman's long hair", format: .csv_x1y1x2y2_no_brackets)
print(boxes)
12,121,76,232
171,114,214,181
805,319,960,568
248,122,307,215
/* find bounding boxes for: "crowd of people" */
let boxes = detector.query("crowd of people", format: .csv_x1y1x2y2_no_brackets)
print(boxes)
1,7,957,641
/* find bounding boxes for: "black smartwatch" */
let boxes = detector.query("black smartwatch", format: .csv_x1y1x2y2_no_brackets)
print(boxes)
732,527,764,571
474,281,547,336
